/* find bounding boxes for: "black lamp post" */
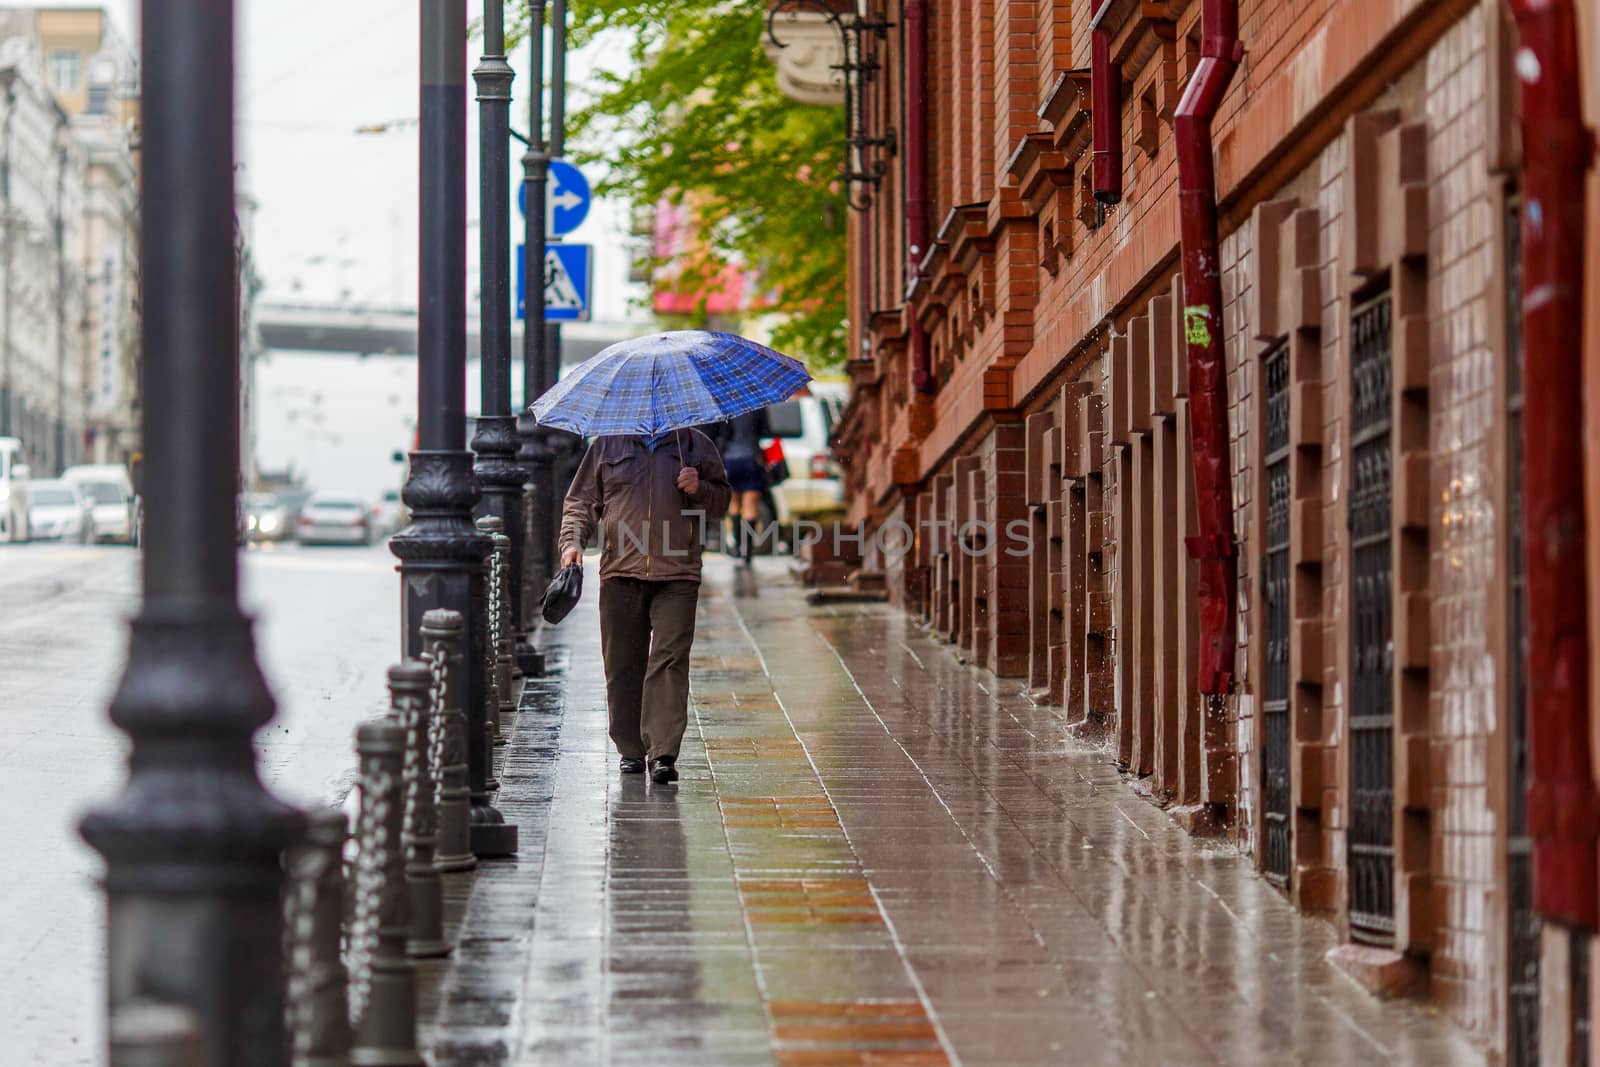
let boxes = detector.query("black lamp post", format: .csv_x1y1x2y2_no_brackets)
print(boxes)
391,0,515,858
517,0,552,628
78,1,306,1061
471,0,525,637
543,0,586,533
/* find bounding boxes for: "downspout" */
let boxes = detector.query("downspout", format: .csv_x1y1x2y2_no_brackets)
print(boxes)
855,0,874,368
905,0,934,393
1507,0,1597,929
1173,0,1243,695
1091,0,1122,204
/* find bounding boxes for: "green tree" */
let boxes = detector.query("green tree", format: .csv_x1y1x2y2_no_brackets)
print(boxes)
518,1,848,364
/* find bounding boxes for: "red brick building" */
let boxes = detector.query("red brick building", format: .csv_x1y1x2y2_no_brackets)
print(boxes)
774,0,1600,1059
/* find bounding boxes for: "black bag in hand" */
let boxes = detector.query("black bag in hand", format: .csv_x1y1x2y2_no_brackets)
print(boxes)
541,562,583,625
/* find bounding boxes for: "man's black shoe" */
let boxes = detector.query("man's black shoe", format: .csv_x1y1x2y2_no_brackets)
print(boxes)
619,757,646,774
648,756,679,784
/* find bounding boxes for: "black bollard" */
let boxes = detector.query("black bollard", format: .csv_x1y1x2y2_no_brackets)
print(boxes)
475,515,502,792
284,810,352,1067
347,720,423,1067
492,525,516,722
388,662,449,959
422,609,475,873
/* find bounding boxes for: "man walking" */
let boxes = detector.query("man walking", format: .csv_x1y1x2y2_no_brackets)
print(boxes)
559,428,732,784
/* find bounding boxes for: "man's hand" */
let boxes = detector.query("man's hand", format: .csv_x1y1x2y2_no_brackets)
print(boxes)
676,466,700,497
560,547,582,568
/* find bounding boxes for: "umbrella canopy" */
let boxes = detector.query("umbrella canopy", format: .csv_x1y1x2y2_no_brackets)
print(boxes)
528,330,812,437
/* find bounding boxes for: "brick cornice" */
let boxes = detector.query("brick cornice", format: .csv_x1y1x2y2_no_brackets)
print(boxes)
1039,69,1094,161
845,357,882,391
868,305,908,342
1090,0,1179,38
1099,2,1177,69
1005,132,1075,213
938,203,990,263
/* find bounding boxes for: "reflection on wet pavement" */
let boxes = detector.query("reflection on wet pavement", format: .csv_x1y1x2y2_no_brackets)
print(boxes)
422,559,1482,1066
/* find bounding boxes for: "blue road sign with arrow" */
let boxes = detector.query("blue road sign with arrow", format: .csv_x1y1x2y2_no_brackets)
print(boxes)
518,159,592,236
518,243,592,322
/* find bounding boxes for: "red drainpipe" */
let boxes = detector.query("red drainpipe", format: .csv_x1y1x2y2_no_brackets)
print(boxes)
1091,0,1122,204
905,0,934,393
1508,0,1598,930
1173,0,1243,696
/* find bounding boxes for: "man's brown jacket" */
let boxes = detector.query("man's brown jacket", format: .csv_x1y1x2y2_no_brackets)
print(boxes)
558,430,733,583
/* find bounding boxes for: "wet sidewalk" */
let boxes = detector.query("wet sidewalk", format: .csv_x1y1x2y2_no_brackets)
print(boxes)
422,558,1481,1066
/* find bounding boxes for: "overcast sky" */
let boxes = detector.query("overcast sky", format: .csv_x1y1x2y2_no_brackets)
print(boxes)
53,0,645,497
80,0,641,320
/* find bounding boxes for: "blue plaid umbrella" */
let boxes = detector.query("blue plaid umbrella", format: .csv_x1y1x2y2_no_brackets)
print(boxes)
528,330,813,436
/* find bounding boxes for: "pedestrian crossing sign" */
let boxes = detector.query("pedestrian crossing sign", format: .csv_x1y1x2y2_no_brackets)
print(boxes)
517,243,592,322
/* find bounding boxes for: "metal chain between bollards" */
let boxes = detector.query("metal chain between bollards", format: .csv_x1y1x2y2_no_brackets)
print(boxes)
493,528,516,724
426,644,447,813
344,730,393,1027
285,810,352,1067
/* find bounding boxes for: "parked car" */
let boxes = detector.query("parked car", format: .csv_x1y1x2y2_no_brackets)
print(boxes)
372,488,407,537
764,382,848,525
27,480,94,543
297,497,375,546
61,464,135,544
244,492,293,543
0,437,30,543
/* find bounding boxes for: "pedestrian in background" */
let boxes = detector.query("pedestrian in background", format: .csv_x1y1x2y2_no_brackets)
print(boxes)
712,407,771,565
559,428,732,784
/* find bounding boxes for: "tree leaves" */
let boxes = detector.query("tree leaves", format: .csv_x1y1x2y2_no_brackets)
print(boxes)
518,1,848,364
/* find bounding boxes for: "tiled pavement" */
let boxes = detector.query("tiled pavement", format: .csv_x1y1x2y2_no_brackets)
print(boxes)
422,557,1482,1066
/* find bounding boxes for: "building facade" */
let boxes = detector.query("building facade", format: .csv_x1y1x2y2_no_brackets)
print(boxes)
804,0,1600,1059
35,6,141,469
0,17,84,476
0,6,139,474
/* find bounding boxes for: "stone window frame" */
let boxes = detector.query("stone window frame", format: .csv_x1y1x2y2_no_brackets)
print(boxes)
1335,108,1434,964
1250,197,1332,909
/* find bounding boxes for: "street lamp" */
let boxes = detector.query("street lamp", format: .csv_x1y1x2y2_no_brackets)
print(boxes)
78,1,305,1062
390,0,515,858
471,0,528,642
517,0,552,631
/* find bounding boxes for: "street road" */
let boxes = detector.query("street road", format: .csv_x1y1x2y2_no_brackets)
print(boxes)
0,540,398,1065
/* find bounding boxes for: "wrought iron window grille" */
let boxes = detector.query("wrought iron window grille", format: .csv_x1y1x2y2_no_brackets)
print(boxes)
1261,341,1291,889
767,0,899,211
1347,288,1396,946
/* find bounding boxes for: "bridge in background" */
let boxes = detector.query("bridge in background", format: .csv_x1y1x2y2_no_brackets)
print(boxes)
255,302,645,365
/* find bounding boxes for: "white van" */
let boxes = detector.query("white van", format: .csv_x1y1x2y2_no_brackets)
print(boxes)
0,437,30,542
62,464,135,544
764,382,848,524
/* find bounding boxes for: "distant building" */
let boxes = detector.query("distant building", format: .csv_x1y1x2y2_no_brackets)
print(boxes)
237,190,263,488
0,14,85,475
30,6,141,469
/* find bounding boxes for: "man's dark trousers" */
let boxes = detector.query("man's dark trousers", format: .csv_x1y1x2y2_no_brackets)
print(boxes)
599,577,700,760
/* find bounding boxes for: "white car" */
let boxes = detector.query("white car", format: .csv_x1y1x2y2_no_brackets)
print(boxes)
27,480,94,543
372,488,407,537
297,497,376,546
0,437,30,543
62,464,135,543
765,382,848,524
